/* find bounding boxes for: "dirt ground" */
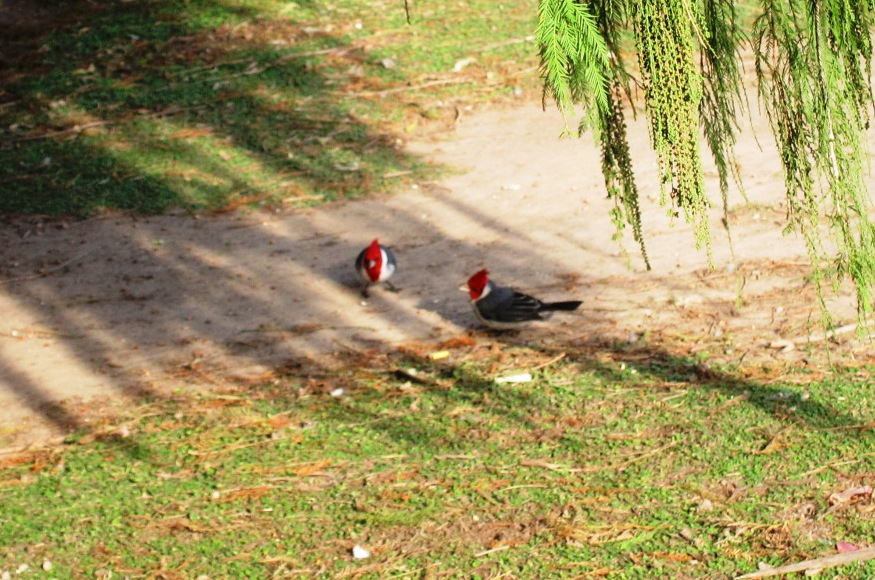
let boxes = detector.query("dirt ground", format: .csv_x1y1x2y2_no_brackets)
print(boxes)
1,88,873,450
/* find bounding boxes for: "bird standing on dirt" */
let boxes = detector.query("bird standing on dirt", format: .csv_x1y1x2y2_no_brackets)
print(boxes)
464,269,582,330
355,239,398,298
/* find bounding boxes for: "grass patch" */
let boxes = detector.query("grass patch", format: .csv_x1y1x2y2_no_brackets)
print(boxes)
2,340,875,578
0,0,539,216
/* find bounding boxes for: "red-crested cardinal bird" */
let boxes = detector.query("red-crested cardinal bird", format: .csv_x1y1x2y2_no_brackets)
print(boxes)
464,269,582,329
355,239,398,298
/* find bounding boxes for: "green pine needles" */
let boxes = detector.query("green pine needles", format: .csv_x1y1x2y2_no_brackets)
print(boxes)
537,0,875,326
754,0,875,324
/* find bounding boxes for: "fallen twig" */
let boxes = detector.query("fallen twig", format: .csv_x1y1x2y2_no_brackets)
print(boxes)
279,47,354,61
473,545,510,558
797,458,864,477
519,459,582,472
770,322,869,351
495,484,548,493
735,546,875,579
9,120,113,142
6,106,206,143
614,440,679,468
531,352,566,371
0,250,94,285
342,77,472,97
382,170,414,179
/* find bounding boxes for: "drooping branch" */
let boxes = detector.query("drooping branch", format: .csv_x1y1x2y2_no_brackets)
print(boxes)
631,0,711,260
535,0,875,328
754,0,875,325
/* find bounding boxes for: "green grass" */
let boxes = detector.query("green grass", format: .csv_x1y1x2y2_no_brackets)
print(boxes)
2,2,868,578
3,342,875,578
0,0,538,216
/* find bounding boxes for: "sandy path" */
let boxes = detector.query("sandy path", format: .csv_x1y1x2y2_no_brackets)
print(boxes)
0,95,868,449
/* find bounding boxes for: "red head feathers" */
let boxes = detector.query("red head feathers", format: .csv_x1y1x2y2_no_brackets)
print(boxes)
362,239,383,282
466,269,490,300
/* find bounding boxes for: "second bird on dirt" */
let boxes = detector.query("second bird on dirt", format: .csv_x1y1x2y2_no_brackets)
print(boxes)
355,239,398,298
463,268,582,330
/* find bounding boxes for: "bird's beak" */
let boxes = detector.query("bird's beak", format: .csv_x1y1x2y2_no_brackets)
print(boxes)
458,284,470,292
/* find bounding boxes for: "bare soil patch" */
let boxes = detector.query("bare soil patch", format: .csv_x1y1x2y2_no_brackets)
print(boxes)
1,95,872,449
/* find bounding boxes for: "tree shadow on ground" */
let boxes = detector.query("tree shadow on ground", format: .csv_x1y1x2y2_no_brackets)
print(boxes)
0,0,414,215
290,338,873,463
0,0,868,468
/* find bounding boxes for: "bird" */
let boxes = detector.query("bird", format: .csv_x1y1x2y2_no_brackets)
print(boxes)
355,239,398,298
463,268,582,330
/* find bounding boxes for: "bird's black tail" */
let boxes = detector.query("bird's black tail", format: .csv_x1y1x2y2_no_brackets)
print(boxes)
541,300,582,312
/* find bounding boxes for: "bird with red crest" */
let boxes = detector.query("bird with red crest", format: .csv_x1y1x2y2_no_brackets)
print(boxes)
464,268,581,330
355,239,398,298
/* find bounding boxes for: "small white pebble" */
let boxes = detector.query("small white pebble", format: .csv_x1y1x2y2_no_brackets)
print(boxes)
211,491,221,500
352,545,370,559
330,388,344,397
42,561,52,572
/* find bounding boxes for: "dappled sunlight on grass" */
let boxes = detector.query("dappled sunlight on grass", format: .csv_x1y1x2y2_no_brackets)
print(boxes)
2,341,875,577
0,0,537,216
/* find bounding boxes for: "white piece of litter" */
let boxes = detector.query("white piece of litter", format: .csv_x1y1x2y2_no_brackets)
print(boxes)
452,57,476,72
494,373,532,384
330,388,345,397
352,545,370,559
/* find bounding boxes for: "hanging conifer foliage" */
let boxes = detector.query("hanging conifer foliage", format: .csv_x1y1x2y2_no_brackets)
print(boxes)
537,0,875,325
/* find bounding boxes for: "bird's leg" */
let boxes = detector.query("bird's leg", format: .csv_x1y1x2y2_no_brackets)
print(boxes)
360,282,371,298
385,280,400,293
487,327,520,337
